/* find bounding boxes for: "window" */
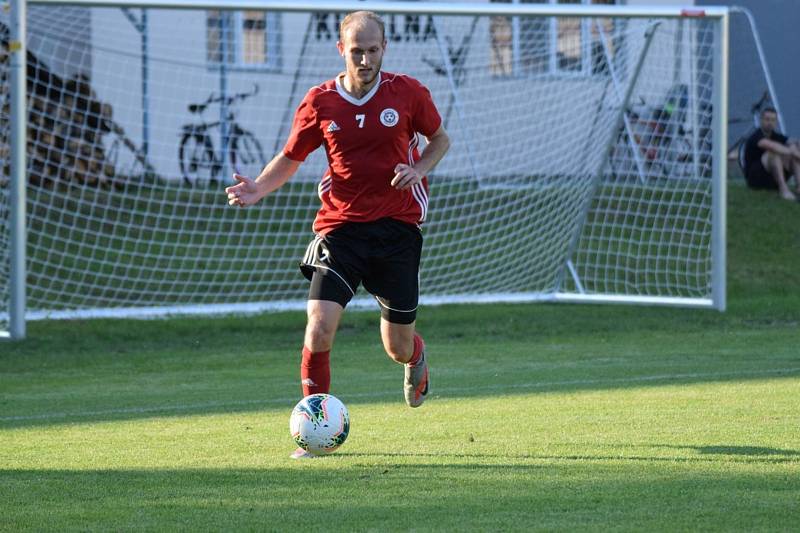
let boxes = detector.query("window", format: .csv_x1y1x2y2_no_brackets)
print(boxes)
490,0,617,77
206,10,281,70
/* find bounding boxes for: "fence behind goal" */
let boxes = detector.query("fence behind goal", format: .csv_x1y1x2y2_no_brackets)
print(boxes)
0,1,728,339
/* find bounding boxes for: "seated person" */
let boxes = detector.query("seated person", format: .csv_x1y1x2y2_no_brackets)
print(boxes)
744,107,800,201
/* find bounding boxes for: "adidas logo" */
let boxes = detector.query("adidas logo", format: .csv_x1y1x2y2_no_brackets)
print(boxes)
301,378,318,387
327,121,340,132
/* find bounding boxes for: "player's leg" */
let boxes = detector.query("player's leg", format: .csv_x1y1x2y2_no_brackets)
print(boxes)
380,318,415,363
362,219,428,407
380,318,428,408
298,229,364,397
761,152,795,200
301,298,344,397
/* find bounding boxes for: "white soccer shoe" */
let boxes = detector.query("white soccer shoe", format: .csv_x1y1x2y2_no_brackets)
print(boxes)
404,350,429,408
290,447,316,460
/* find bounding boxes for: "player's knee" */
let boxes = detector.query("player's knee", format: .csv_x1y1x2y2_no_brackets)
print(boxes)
383,336,414,364
305,317,336,352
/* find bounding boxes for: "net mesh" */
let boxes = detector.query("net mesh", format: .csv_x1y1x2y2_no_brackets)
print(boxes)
0,4,722,327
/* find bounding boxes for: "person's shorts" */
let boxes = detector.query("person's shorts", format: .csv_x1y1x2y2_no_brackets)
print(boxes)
745,160,778,190
299,218,422,324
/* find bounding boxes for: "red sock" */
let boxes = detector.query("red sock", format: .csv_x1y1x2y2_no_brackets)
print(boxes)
407,333,425,366
300,346,330,397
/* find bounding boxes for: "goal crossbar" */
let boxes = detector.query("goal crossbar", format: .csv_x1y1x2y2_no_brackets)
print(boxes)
27,0,730,19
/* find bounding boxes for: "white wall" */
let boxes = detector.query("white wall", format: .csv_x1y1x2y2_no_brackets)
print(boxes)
86,1,709,182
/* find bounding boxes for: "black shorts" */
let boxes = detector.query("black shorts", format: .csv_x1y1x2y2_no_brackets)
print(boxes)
745,160,777,190
299,218,422,324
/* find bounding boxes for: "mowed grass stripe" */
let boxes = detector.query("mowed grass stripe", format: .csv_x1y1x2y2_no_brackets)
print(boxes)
2,365,799,424
5,377,799,466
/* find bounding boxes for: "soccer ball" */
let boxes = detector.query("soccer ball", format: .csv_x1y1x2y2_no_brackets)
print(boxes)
289,393,350,456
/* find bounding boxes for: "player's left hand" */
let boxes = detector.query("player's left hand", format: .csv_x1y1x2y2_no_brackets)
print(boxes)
391,163,423,190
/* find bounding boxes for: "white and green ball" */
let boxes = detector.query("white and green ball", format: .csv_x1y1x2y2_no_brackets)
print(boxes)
289,393,350,456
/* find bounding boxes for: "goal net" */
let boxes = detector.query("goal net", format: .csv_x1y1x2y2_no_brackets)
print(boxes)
0,1,728,337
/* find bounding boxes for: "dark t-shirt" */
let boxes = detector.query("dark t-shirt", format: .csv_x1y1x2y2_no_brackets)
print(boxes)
744,129,788,170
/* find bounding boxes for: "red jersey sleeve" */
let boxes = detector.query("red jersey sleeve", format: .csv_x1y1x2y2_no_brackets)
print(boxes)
283,90,323,162
411,81,442,137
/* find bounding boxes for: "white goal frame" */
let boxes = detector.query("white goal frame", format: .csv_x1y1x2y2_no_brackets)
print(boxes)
3,0,729,340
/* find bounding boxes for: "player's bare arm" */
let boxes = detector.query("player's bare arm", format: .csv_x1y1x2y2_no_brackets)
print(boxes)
757,138,793,157
226,152,301,208
391,125,451,190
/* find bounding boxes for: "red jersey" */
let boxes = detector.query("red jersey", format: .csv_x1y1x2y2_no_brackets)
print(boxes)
283,71,442,235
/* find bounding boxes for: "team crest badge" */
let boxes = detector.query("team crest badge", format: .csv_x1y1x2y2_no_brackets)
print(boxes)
380,108,399,127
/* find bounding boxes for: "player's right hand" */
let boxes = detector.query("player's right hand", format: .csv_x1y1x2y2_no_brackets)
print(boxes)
391,163,423,190
226,173,259,208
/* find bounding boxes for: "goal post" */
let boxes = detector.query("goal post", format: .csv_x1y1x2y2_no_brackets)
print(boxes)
1,1,729,339
3,0,27,340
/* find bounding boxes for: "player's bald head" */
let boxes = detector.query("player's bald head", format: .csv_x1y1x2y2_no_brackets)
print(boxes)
339,11,386,43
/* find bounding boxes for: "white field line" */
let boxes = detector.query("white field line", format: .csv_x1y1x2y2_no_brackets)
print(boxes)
2,366,799,423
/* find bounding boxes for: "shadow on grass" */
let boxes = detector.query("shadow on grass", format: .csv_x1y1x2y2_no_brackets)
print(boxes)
2,363,799,430
339,445,800,465
1,464,799,531
656,444,800,457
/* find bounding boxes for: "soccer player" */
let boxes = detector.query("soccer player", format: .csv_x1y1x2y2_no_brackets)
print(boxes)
225,11,450,458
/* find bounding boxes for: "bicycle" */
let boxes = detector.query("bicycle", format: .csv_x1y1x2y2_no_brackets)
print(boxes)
608,84,707,182
178,84,265,187
609,85,688,180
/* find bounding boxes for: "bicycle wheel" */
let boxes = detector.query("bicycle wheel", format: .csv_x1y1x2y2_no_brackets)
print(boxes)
230,129,265,174
179,132,219,187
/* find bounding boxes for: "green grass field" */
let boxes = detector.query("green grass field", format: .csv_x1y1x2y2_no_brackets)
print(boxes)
2,183,799,531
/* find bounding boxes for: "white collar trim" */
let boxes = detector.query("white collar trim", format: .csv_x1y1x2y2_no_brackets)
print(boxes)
335,72,382,106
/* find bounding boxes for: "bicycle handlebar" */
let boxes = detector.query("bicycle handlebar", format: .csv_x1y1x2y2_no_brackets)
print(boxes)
188,84,259,113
